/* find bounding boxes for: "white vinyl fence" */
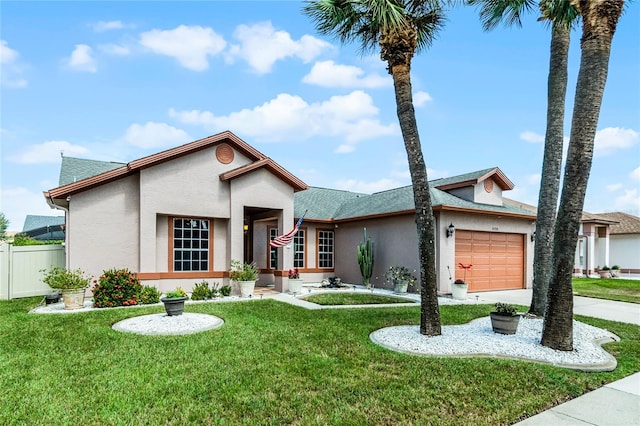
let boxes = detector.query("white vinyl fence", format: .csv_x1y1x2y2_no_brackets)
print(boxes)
0,243,65,300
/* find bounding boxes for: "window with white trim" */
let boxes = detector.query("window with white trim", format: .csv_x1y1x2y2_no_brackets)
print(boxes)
173,218,209,272
318,230,334,269
293,229,305,268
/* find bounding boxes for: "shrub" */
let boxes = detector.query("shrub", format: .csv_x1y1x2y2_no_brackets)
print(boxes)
191,281,212,300
92,268,142,308
139,285,161,304
41,266,92,290
210,282,221,298
164,287,188,299
219,284,232,297
494,302,517,316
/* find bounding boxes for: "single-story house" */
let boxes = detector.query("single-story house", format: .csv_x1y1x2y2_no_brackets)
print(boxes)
44,131,540,295
574,211,640,275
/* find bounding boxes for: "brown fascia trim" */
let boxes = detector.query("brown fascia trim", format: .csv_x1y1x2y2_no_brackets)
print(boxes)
129,131,265,170
332,205,536,223
46,165,131,199
45,131,269,199
219,158,308,192
434,168,515,191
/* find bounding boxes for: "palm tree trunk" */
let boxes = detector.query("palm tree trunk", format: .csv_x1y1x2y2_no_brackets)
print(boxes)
541,0,624,351
529,23,570,317
391,63,441,336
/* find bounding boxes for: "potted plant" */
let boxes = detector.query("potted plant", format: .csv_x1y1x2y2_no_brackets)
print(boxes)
452,263,472,300
288,268,303,294
598,265,611,278
229,259,259,297
610,265,621,278
384,265,417,294
161,287,188,316
41,266,92,310
490,302,521,335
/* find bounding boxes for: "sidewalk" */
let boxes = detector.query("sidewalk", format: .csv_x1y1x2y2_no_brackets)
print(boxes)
469,289,639,425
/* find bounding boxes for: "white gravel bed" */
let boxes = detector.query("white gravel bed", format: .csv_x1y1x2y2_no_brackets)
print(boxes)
370,316,619,371
112,313,224,336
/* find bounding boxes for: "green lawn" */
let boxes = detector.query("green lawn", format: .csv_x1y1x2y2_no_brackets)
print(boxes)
573,278,640,304
1,297,638,425
303,292,415,305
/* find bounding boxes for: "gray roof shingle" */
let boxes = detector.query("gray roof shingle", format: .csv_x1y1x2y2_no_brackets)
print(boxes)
59,157,125,186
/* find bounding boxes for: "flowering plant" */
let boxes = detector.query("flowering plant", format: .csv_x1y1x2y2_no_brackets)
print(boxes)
457,263,472,283
288,268,300,279
384,265,417,287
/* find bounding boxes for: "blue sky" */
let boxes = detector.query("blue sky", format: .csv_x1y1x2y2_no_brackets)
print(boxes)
1,1,639,232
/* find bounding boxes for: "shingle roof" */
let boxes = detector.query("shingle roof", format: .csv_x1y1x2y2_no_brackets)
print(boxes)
591,212,640,235
59,157,124,186
295,170,536,222
431,167,514,191
294,187,367,220
22,215,65,232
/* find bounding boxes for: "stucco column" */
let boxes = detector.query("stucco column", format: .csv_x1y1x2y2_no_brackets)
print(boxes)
586,227,596,275
273,209,294,293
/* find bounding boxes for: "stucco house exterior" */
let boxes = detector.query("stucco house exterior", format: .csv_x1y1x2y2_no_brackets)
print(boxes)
44,131,539,295
574,211,640,276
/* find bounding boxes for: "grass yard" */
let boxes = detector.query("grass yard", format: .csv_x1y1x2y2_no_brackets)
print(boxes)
1,298,639,425
303,292,416,305
573,277,640,304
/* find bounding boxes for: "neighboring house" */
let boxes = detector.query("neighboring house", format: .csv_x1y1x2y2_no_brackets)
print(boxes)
576,211,640,275
43,131,537,295
22,215,65,241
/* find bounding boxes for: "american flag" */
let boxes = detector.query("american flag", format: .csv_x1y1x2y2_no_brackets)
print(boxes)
270,210,307,248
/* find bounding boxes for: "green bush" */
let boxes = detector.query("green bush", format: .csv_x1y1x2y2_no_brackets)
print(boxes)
191,281,211,300
219,284,232,297
41,266,92,290
164,287,188,299
92,268,142,308
12,233,63,246
139,285,161,304
210,282,221,298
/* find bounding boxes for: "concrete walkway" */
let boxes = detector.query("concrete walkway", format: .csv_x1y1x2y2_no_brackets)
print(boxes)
471,289,640,326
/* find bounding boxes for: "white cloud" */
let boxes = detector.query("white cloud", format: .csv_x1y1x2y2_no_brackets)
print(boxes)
520,131,544,144
302,60,389,88
631,166,640,182
613,188,640,214
594,127,638,156
92,20,126,32
169,90,397,148
413,91,433,107
227,22,331,74
1,186,62,232
98,43,130,56
67,44,97,72
8,141,88,164
139,25,226,71
120,122,191,149
1,40,27,88
606,183,623,192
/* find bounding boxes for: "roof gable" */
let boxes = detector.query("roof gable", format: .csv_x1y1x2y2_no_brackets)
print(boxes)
431,167,514,191
45,131,307,200
590,212,640,234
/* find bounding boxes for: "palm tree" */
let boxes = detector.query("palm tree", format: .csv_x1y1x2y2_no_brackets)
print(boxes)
303,0,446,335
466,0,579,317
541,0,625,351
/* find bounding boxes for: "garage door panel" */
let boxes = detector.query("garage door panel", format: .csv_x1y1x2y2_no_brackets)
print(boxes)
454,230,524,292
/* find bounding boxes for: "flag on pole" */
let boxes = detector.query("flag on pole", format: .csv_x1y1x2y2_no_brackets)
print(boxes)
270,210,307,248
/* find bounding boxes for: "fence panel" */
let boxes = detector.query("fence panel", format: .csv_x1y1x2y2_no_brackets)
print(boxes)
0,244,65,299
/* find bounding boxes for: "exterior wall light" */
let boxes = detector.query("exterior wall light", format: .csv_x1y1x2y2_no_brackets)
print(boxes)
446,223,455,238
531,231,536,242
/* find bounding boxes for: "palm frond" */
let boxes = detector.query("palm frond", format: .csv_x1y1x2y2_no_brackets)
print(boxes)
538,0,580,30
466,0,537,30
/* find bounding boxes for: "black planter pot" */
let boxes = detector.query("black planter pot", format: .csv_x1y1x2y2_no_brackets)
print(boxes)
161,296,187,316
45,293,60,304
490,312,521,335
